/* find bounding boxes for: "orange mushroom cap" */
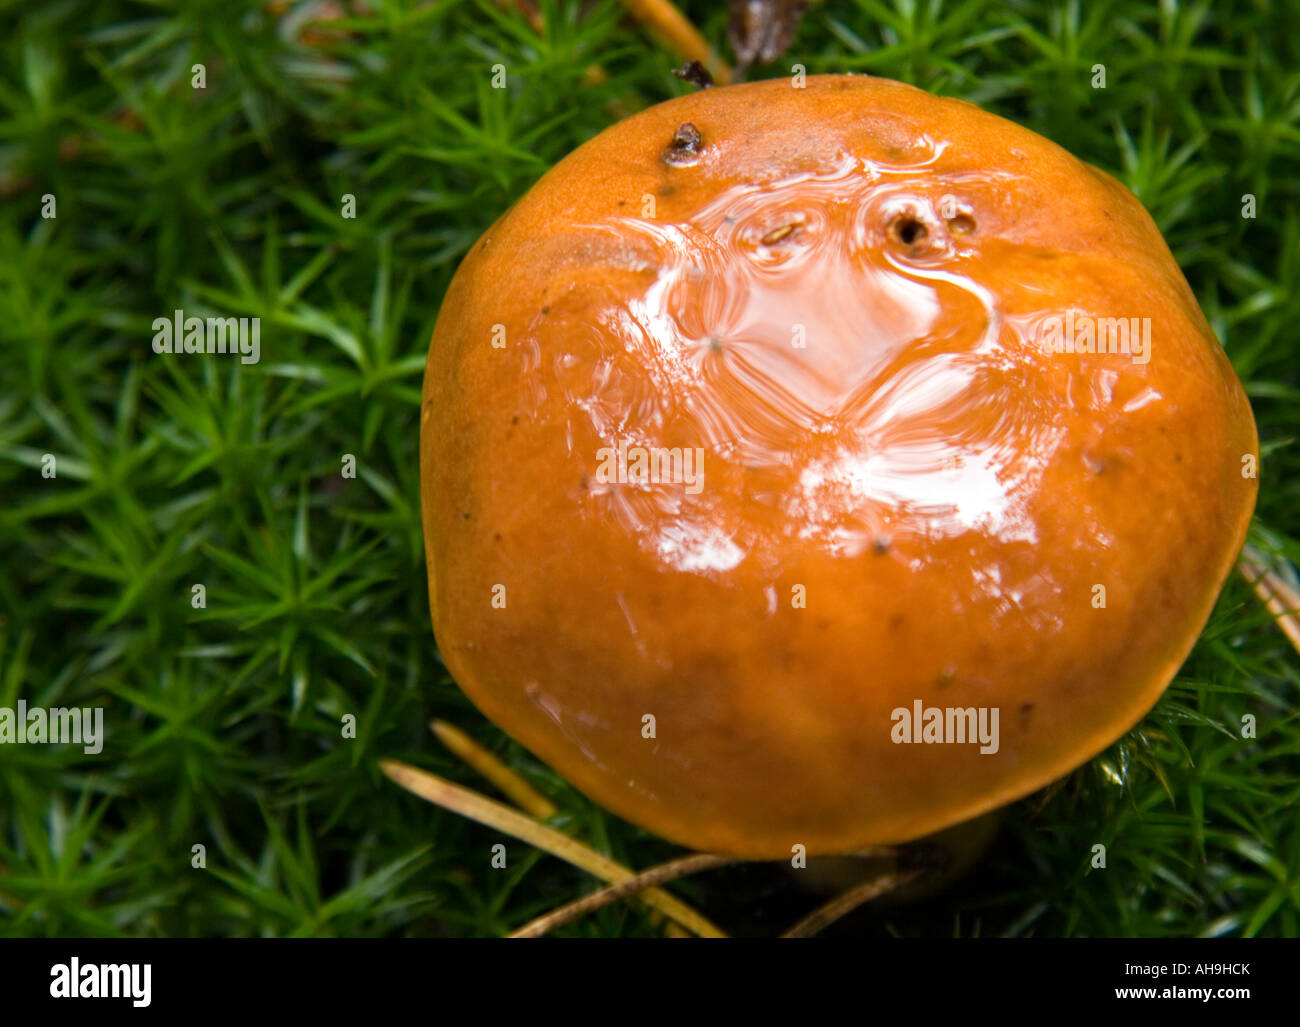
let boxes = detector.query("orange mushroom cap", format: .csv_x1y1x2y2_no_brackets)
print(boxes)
420,75,1258,858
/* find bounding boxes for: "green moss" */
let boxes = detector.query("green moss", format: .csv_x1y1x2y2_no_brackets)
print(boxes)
0,0,1296,937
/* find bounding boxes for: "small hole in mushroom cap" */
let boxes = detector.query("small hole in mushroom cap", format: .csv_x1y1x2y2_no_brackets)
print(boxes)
948,212,976,234
891,216,927,246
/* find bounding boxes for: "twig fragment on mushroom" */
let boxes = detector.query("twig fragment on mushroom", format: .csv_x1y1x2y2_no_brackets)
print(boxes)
673,60,715,89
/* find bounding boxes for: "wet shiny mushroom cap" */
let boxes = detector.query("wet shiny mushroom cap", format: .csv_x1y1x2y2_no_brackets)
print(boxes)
420,75,1258,858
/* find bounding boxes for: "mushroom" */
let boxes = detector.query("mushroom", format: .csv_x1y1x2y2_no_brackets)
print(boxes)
420,75,1258,859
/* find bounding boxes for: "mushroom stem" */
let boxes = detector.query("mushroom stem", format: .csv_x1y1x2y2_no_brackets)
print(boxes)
379,759,728,938
429,719,557,819
1237,551,1300,657
780,868,925,938
508,853,737,938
